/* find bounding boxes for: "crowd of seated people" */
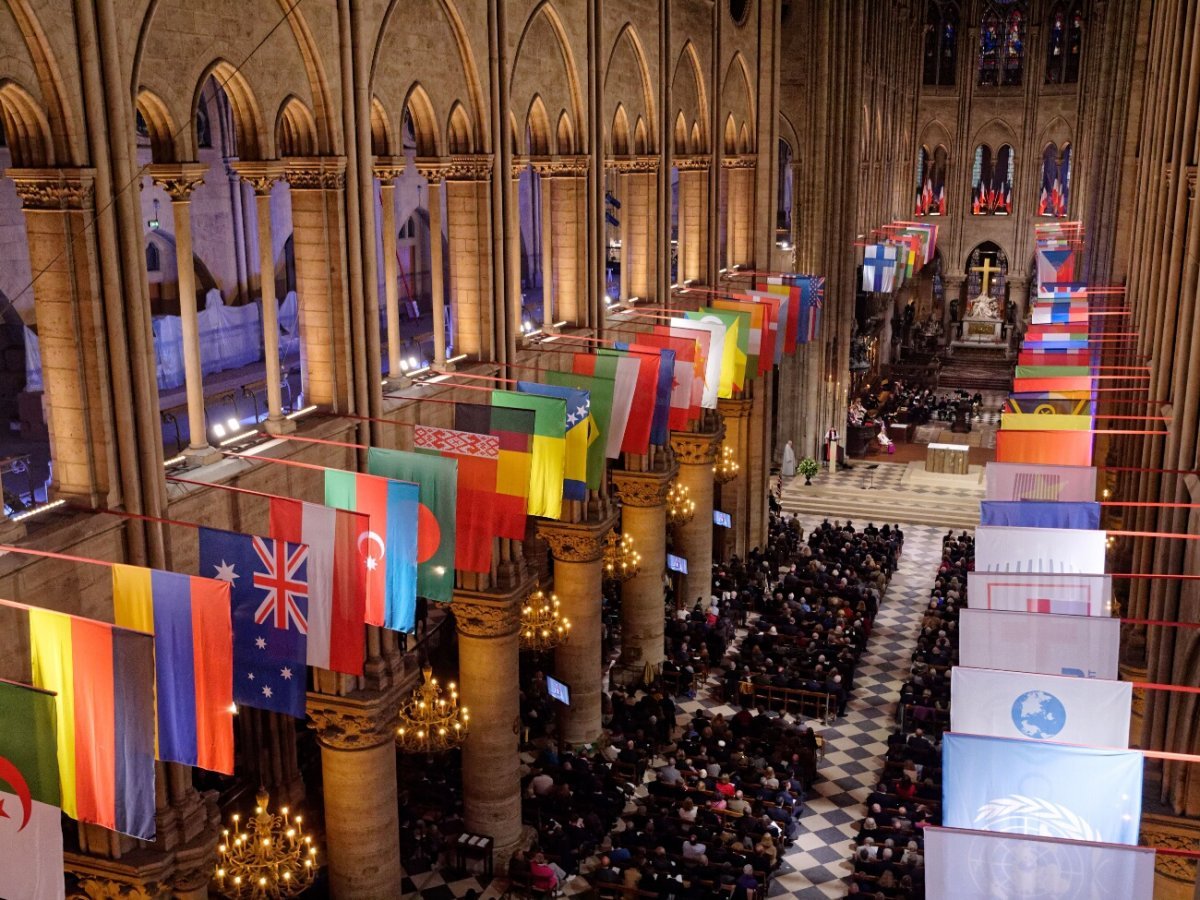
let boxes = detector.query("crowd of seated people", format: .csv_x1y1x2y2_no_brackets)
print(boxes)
875,383,984,426
846,530,974,898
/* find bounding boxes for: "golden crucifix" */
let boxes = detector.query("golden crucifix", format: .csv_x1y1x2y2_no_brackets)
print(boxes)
970,256,1001,296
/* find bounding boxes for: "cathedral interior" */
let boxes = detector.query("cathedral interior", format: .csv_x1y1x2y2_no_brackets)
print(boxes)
0,0,1199,897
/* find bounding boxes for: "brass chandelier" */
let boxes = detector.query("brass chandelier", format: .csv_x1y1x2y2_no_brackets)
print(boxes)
214,788,318,898
395,666,469,754
713,443,740,484
602,530,642,583
520,586,571,652
666,480,696,526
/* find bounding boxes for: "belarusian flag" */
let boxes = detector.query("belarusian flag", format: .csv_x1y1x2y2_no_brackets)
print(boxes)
0,679,64,900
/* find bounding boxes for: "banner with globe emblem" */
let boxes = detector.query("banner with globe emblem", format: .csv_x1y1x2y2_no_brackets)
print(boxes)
943,733,1143,846
925,827,1156,900
960,609,1121,679
950,667,1131,747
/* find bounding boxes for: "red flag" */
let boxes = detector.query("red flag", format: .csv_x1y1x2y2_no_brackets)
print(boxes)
413,424,501,573
632,332,696,429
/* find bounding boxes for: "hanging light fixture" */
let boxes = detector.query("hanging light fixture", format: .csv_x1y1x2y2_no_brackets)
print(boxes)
214,788,318,898
666,480,696,526
713,443,740,485
520,585,571,652
395,666,469,754
602,530,642,583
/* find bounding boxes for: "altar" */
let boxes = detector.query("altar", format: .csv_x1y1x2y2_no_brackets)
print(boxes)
953,255,1007,347
960,317,1004,343
927,442,970,475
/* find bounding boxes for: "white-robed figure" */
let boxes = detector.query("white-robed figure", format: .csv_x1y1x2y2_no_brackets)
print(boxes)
781,440,797,477
877,421,893,449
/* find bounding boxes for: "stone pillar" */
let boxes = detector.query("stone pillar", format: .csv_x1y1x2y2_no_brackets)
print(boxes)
614,157,659,301
546,157,590,325
233,161,294,434
535,161,555,331
943,273,965,341
307,690,404,899
455,584,527,853
508,162,524,340
376,158,405,378
724,157,756,269
284,158,354,412
1006,276,1029,342
612,464,678,684
149,163,219,464
676,157,710,284
445,156,495,360
718,398,751,559
416,161,449,367
9,168,115,506
669,425,724,606
538,510,619,746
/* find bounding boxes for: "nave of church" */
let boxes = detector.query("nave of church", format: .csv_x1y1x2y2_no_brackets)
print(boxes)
1,0,1200,898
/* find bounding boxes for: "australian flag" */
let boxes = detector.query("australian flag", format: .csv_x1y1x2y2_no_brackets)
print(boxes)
199,527,310,718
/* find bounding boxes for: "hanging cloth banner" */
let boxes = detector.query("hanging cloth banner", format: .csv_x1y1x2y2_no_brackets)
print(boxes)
980,500,1101,530
995,430,1095,467
974,525,1108,573
966,571,1113,617
949,666,1131,747
960,607,1120,679
986,462,1098,501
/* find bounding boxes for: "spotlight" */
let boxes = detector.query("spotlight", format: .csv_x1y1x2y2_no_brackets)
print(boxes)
213,423,226,438
226,417,239,433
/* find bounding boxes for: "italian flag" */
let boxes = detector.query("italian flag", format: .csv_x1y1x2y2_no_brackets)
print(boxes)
0,679,65,900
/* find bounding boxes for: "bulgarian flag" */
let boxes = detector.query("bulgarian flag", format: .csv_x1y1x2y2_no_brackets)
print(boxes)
0,679,64,900
573,351,638,458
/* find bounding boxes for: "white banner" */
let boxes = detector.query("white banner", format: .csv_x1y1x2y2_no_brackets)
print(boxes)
951,667,1131,747
975,525,1107,574
967,571,1112,617
960,608,1120,679
986,462,1098,502
925,827,1156,900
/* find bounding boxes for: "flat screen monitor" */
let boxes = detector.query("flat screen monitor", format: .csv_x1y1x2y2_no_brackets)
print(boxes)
713,510,732,528
667,553,688,574
546,674,570,706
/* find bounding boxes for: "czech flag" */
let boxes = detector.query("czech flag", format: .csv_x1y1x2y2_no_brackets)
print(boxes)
112,565,235,773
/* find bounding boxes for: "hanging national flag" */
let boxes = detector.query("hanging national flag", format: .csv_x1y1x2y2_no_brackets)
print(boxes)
0,679,64,900
268,500,367,674
803,283,823,343
743,291,787,364
198,527,310,718
862,243,897,292
20,605,156,839
1037,281,1088,300
111,565,234,773
687,308,746,395
610,345,674,445
628,333,696,428
516,381,594,500
597,347,658,452
366,448,457,602
661,320,717,410
324,469,418,631
573,351,638,458
453,401,535,540
544,370,615,484
491,389,567,519
759,277,801,349
712,299,764,376
1036,247,1077,288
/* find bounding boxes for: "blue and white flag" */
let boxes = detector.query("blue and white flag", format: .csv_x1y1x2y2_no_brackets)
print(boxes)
943,733,1143,846
960,608,1121,680
925,827,1156,900
199,527,310,718
950,667,1131,747
974,526,1108,574
980,501,1102,530
862,243,897,293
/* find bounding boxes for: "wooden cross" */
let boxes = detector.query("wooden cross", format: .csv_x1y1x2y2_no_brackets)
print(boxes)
970,257,1002,296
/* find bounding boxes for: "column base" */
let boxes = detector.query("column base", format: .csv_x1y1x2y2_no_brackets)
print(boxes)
262,415,297,435
180,444,223,467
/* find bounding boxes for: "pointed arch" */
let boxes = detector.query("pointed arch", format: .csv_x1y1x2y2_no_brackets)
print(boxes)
276,95,318,158
672,41,710,154
604,22,657,153
673,111,690,155
723,114,738,156
919,118,953,152
447,101,473,155
0,79,53,167
194,60,268,160
611,104,631,157
135,87,182,163
556,111,575,156
690,122,702,154
512,2,585,155
720,52,756,152
738,122,751,155
4,0,78,164
526,95,552,156
371,96,397,156
271,0,336,154
403,83,441,157
634,117,649,155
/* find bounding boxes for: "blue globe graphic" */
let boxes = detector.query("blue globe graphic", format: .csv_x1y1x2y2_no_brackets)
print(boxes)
1011,690,1067,739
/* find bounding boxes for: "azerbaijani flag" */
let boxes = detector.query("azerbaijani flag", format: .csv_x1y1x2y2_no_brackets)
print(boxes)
0,679,64,900
111,565,234,773
268,500,368,674
23,605,156,839
324,468,418,631
366,448,458,603
491,389,566,519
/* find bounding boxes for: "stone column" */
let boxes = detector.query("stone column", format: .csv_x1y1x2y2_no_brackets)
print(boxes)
307,690,404,899
533,160,556,331
942,273,965,341
284,158,354,412
149,163,219,465
669,425,724,607
724,156,756,269
455,584,527,853
614,157,659,301
718,398,751,559
445,155,495,360
612,464,678,684
546,156,590,325
232,161,294,434
376,158,405,378
676,157,711,284
9,168,115,506
508,162,525,341
538,510,619,746
1006,276,1029,342
416,161,449,367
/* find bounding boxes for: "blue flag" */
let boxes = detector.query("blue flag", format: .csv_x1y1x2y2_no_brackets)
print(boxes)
199,527,310,718
980,500,1102,530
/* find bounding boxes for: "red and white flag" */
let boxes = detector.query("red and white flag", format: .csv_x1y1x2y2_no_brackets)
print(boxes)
269,499,367,675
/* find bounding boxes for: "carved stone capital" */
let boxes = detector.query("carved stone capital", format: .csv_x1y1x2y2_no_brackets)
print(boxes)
538,510,620,562
673,155,711,172
307,689,401,750
531,155,589,177
444,154,495,180
721,155,757,170
610,155,660,174
374,155,405,182
147,162,208,201
414,157,448,184
670,427,725,465
231,160,287,194
718,398,753,419
453,589,524,639
1140,812,1200,883
69,879,155,900
283,156,347,191
612,466,679,508
8,167,96,210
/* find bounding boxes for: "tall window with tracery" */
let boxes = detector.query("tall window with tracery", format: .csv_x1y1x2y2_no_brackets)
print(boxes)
971,143,1014,215
923,1,959,86
979,1,1026,87
1046,3,1084,84
915,145,948,215
1038,143,1072,216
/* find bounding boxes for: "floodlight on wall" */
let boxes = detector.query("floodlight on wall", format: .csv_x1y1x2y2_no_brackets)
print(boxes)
148,199,161,231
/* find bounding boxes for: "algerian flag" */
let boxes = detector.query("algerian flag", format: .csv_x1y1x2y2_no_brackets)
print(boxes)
0,679,64,900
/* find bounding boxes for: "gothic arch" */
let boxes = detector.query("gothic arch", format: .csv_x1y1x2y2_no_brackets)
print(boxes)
403,83,442,157
193,60,268,160
604,22,657,154
448,102,474,155
673,111,690,155
526,95,552,156
0,78,55,167
270,0,336,154
671,41,710,154
720,52,756,152
371,96,397,157
3,0,78,164
971,117,1018,152
918,119,952,153
276,95,318,158
634,117,649,155
556,111,575,156
135,87,180,163
611,104,631,157
723,114,738,156
511,2,585,157
778,112,800,163
1037,115,1073,151
738,122,751,155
